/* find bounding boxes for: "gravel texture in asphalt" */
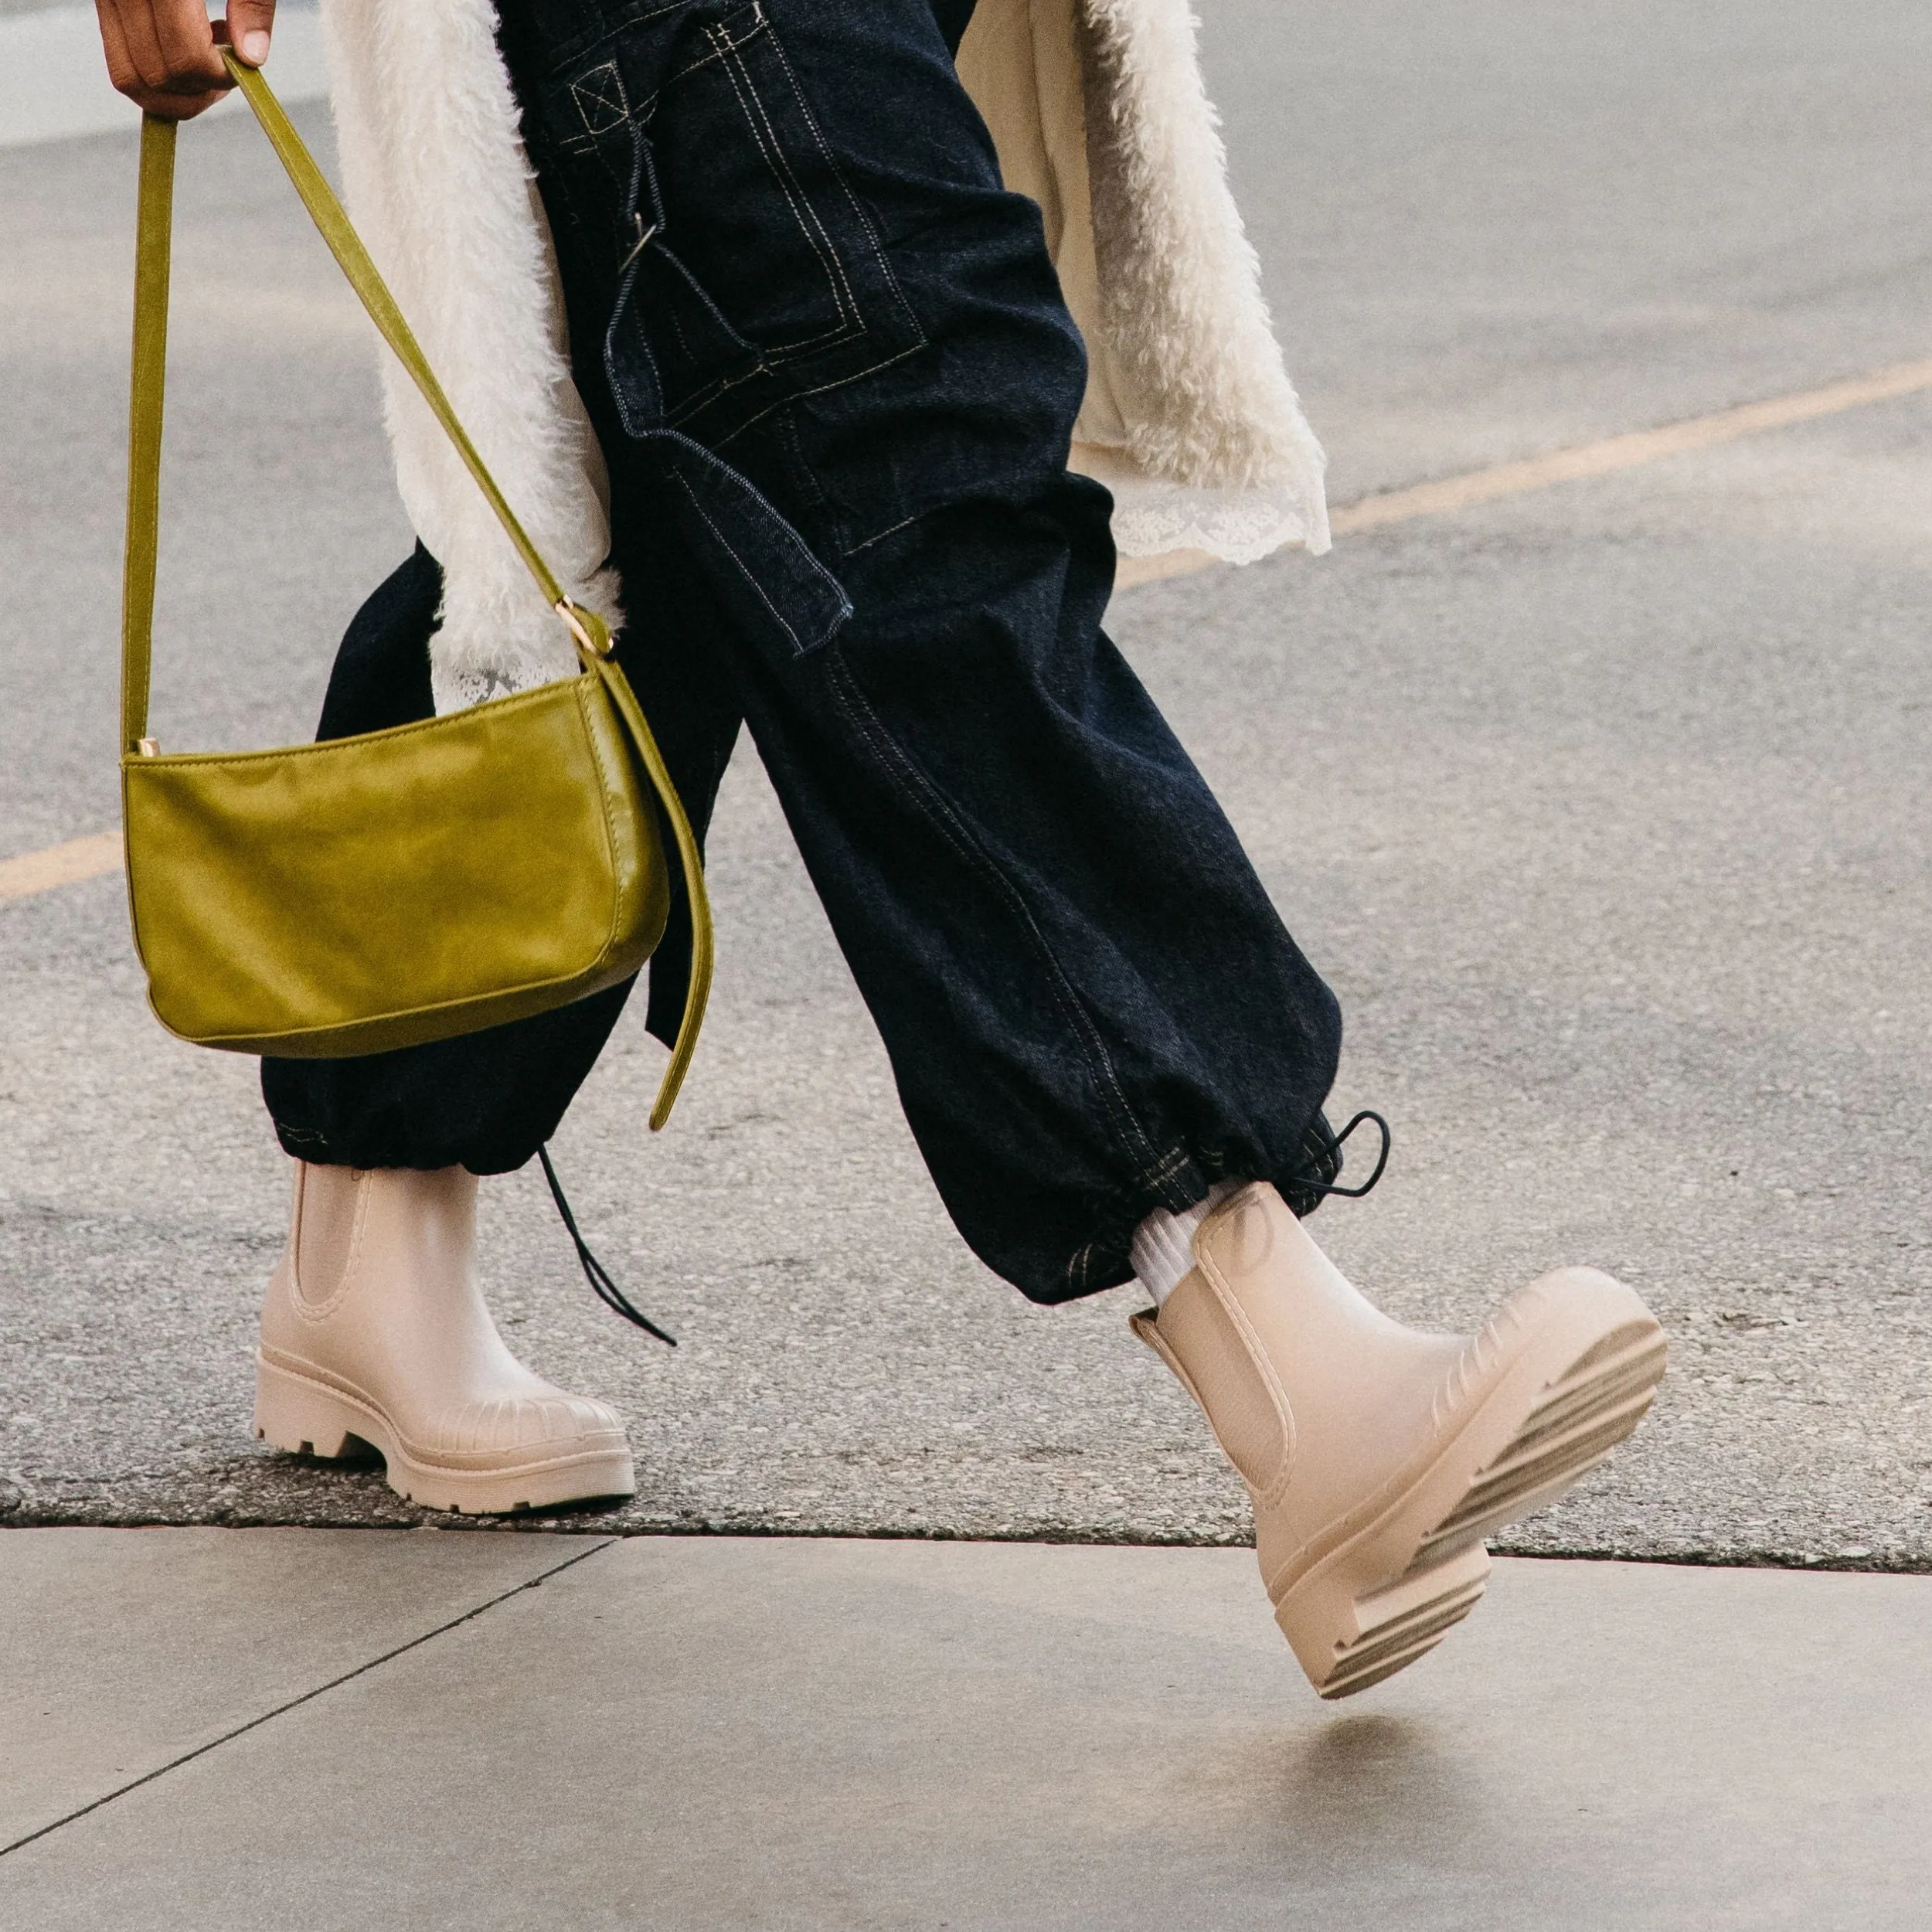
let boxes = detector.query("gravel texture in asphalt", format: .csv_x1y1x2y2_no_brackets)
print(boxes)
4,5,1931,1563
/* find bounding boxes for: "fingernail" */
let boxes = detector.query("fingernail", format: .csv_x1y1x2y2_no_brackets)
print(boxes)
240,29,270,63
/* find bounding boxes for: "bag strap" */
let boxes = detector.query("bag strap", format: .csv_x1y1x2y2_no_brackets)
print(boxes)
122,111,173,763
124,58,711,1129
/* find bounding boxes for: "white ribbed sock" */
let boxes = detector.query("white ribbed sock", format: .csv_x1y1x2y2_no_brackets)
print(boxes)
1131,1180,1243,1306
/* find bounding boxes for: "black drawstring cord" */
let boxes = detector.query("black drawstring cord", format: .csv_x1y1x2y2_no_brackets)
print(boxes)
1299,1110,1393,1200
538,1145,677,1346
536,1111,1383,1342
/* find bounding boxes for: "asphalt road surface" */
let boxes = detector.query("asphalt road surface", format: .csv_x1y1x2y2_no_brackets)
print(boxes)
4,1,1931,1563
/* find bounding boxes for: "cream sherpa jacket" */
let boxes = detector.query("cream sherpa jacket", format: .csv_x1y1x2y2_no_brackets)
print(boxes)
319,0,1328,711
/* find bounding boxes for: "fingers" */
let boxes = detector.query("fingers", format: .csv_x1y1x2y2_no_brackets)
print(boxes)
224,0,277,69
93,0,232,120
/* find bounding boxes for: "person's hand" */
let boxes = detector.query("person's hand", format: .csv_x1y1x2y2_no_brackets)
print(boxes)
94,1,277,121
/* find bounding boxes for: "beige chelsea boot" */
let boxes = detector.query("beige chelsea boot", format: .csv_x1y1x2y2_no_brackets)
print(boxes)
1133,1182,1665,1699
254,1161,636,1514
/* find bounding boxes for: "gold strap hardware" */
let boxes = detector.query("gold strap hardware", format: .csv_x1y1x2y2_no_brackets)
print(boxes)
555,598,613,660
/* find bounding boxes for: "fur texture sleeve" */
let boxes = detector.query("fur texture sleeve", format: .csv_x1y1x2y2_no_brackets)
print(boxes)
961,0,1330,560
321,0,623,713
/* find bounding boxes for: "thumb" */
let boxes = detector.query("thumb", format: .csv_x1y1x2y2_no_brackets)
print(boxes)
224,0,277,68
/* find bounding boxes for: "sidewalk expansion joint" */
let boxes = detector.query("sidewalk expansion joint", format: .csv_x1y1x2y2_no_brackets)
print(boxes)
0,1536,617,1861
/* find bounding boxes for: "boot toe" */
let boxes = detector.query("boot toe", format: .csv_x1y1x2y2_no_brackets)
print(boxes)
423,1393,629,1458
1145,1183,1668,1700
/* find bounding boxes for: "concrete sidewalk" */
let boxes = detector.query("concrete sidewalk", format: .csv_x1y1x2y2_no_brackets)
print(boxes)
3,1529,1927,1930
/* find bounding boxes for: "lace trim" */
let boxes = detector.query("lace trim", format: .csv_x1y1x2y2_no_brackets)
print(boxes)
1070,444,1332,564
427,579,617,716
1108,474,1319,564
431,658,570,713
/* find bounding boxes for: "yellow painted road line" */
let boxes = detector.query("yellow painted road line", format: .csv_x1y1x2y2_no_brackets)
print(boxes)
1114,354,1932,585
0,831,121,903
1328,355,1932,536
8,359,1932,908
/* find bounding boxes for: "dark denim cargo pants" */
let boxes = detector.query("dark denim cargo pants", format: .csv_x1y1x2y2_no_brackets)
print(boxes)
262,0,1347,1304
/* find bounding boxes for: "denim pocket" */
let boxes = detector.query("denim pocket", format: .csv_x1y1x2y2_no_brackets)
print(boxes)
536,2,927,444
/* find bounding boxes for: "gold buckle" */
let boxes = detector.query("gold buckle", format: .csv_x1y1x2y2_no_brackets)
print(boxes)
554,597,611,660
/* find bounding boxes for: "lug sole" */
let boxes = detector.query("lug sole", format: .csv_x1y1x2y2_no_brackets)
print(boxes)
1274,1276,1667,1701
253,1352,636,1515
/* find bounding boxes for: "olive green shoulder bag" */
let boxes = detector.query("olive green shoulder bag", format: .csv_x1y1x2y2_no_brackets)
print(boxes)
120,56,709,1130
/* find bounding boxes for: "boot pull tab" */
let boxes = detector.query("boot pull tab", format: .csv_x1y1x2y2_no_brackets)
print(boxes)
538,1145,677,1346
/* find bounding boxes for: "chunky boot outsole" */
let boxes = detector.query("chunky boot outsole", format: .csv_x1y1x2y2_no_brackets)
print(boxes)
1269,1272,1666,1699
1134,1179,1669,1702
255,1349,637,1516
